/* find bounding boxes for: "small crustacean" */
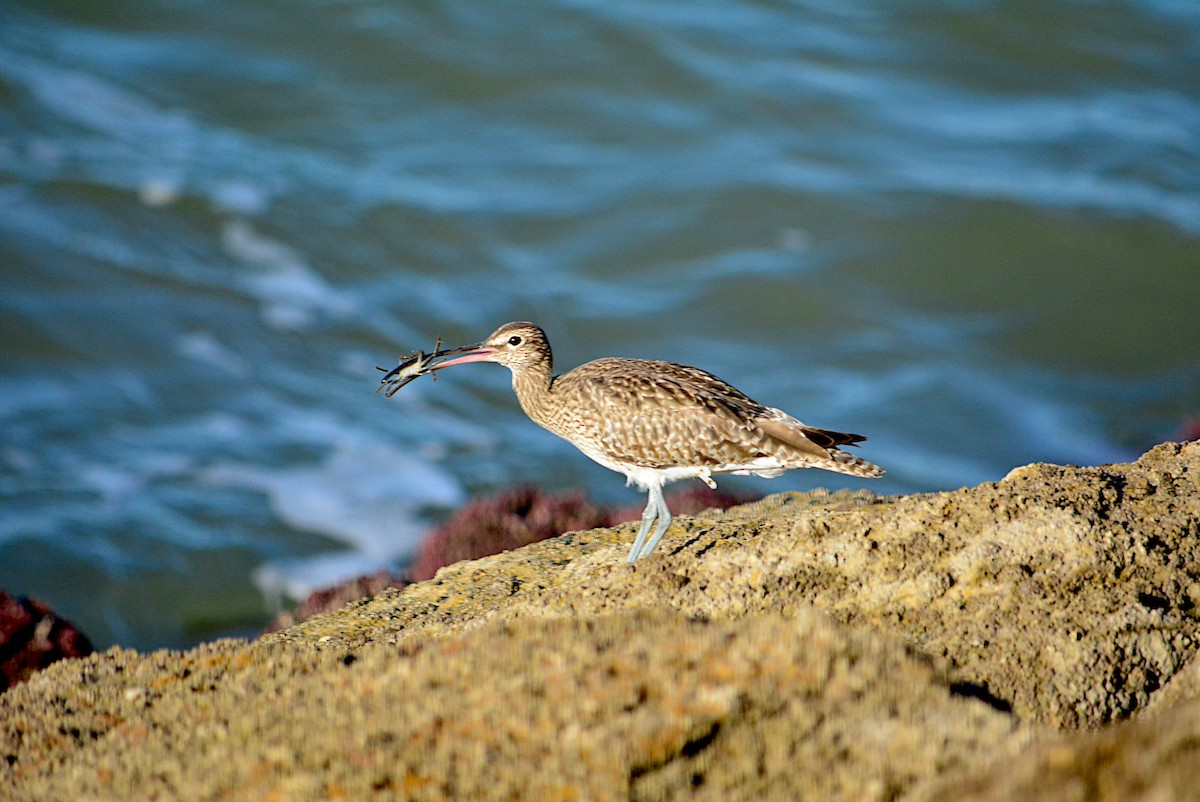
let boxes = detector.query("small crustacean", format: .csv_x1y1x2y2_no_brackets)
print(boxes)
376,338,442,397
376,337,485,397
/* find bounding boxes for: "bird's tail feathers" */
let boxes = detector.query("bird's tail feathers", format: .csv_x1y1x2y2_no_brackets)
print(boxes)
756,412,884,478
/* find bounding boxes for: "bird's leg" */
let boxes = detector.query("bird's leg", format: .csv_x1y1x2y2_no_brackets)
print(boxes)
637,484,674,560
627,491,659,563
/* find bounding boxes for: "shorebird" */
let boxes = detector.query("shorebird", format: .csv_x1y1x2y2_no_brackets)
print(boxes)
386,322,884,563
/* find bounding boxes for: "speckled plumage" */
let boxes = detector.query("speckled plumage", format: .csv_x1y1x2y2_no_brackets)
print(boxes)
429,321,883,562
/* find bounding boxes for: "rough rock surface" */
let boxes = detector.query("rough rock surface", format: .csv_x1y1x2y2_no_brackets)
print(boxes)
408,484,753,582
266,485,753,630
264,569,404,633
2,442,1198,801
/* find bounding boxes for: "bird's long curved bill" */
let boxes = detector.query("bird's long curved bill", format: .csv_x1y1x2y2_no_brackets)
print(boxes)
428,344,497,370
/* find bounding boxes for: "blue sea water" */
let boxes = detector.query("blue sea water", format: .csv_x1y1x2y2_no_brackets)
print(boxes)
1,0,1198,649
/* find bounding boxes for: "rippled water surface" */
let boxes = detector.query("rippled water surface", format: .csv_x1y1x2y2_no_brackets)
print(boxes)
2,1,1198,649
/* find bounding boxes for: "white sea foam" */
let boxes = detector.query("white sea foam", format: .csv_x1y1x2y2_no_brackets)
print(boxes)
221,220,357,329
176,331,252,377
138,177,183,207
203,432,464,603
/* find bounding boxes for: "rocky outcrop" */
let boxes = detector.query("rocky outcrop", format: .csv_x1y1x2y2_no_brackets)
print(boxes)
267,485,754,630
407,485,618,582
2,442,1197,801
408,484,753,582
263,569,404,633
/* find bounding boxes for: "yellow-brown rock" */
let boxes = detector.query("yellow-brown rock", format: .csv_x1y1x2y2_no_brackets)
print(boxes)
2,442,1198,801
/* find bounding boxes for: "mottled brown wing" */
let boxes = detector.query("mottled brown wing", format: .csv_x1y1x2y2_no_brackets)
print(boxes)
558,359,773,469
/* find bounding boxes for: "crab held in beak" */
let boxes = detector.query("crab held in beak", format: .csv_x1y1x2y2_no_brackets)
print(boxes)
375,339,497,397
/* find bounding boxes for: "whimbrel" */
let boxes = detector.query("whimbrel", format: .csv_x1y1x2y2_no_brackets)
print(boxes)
387,322,884,563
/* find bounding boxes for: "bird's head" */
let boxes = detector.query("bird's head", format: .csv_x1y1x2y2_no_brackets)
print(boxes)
432,321,551,374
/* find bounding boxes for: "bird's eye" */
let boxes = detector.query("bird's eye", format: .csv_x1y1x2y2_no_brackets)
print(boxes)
508,335,522,346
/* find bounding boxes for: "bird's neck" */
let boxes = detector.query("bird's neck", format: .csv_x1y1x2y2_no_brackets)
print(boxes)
511,358,556,427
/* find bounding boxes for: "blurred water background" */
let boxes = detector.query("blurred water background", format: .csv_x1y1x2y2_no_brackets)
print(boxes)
1,0,1198,650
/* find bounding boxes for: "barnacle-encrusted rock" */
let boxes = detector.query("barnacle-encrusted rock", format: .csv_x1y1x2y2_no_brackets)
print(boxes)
3,442,1197,802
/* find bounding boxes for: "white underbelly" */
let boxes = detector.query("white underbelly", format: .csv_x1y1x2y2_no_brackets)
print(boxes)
573,440,787,491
